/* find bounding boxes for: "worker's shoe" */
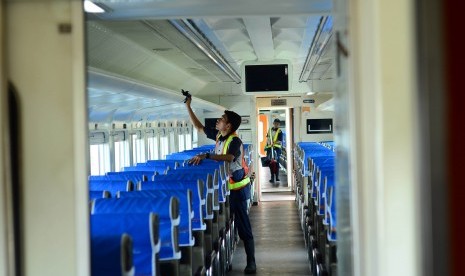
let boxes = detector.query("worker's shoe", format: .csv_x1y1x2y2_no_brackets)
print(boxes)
244,262,256,274
269,174,275,183
244,239,256,274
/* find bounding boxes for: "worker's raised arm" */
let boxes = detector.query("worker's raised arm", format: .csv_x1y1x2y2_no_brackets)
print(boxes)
185,96,205,133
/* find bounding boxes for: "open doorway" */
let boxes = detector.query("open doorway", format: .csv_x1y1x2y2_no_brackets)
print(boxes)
257,108,292,193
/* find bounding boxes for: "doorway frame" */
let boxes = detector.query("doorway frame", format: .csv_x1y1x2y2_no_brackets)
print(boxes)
256,107,293,200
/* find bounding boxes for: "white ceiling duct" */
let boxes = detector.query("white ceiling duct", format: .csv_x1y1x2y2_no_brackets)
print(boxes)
168,19,241,83
87,68,226,122
299,16,334,82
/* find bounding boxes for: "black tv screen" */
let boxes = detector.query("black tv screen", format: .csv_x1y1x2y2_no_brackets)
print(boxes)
204,118,218,129
245,64,289,92
306,119,333,134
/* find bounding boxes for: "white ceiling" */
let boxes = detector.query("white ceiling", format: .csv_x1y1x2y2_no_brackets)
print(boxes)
86,0,334,122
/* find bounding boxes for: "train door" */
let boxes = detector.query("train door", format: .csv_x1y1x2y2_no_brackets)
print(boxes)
257,108,292,195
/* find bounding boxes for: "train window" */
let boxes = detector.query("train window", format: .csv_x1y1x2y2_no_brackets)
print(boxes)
178,132,185,152
131,132,146,165
112,130,129,172
185,132,192,150
147,135,159,160
90,144,110,175
114,139,129,172
169,129,176,154
160,135,169,159
192,127,198,148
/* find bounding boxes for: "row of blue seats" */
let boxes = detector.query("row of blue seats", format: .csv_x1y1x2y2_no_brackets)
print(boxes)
295,142,334,177
88,161,226,206
90,176,199,274
296,144,335,229
165,146,214,161
89,148,238,276
91,197,178,276
294,142,337,276
165,144,253,163
90,178,214,275
88,160,227,226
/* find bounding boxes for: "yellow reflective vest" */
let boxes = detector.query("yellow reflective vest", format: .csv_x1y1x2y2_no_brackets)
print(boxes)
264,128,282,150
216,133,251,191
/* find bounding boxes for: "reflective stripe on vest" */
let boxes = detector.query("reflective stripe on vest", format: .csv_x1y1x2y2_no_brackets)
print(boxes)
228,175,250,190
217,133,251,191
264,128,282,149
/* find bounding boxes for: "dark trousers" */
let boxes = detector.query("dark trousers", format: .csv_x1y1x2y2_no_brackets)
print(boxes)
230,186,254,242
230,186,255,264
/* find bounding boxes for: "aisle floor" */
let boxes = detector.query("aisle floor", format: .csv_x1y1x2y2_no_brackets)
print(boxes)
228,193,311,275
260,161,290,193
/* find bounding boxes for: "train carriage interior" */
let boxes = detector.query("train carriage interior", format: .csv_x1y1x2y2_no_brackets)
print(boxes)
85,2,337,274
1,0,464,276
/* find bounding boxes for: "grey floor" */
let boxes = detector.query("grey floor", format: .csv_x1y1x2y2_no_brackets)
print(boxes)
260,162,290,193
227,193,311,275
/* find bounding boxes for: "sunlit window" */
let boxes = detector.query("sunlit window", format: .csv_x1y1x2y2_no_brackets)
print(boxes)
178,133,185,152
131,133,146,165
90,144,110,175
185,132,192,150
160,135,169,160
192,127,198,148
169,130,176,154
147,135,159,160
114,140,129,172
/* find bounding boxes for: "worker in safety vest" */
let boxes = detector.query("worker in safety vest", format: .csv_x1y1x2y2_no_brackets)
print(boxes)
185,96,257,274
264,118,283,183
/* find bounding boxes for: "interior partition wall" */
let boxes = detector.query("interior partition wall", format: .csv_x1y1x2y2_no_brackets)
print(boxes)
6,2,89,275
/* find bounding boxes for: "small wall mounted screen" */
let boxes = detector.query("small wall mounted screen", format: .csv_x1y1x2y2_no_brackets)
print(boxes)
306,119,333,134
244,64,289,92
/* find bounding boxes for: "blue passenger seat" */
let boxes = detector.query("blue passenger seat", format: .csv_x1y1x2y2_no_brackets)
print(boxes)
91,233,135,276
91,213,158,276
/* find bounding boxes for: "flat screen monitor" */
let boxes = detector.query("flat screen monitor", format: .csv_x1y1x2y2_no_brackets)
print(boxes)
244,64,289,92
204,118,218,129
306,119,333,134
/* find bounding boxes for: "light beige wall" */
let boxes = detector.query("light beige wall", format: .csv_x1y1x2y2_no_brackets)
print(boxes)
299,108,334,142
6,1,88,276
344,0,421,275
256,95,335,143
200,94,336,150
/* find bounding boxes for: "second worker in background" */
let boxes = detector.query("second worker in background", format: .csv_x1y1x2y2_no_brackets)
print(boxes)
264,118,283,183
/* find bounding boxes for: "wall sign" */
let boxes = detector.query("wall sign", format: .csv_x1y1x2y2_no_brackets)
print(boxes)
271,99,287,106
